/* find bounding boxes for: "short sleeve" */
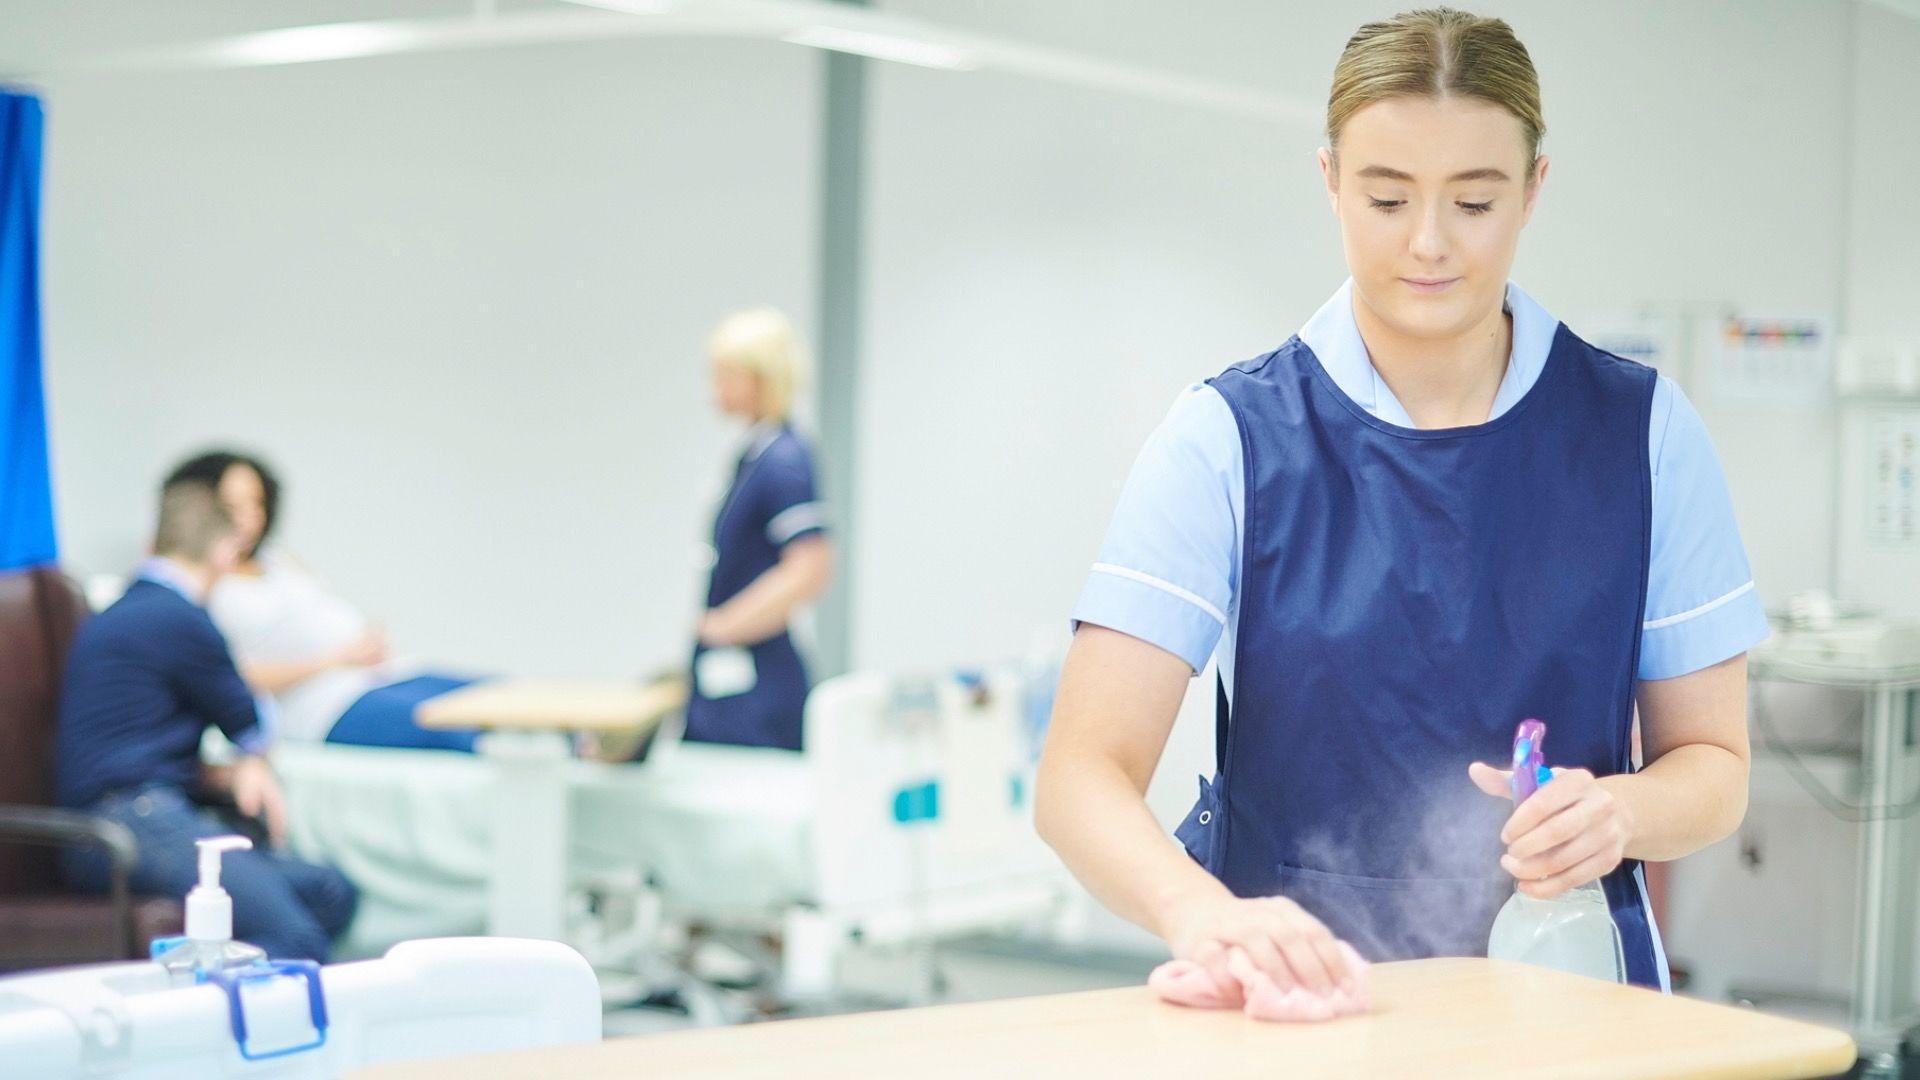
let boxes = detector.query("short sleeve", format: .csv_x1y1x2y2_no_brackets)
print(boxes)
757,440,827,549
1070,385,1242,674
1638,377,1770,680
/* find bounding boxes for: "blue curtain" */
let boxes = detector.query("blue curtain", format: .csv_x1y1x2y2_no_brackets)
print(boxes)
1,89,55,572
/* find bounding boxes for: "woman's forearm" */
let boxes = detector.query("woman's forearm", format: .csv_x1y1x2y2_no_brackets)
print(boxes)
703,538,832,646
1601,742,1749,863
1612,654,1754,863
1036,753,1232,937
1035,625,1229,941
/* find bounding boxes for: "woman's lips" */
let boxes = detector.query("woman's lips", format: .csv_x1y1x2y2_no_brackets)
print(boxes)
1402,277,1461,294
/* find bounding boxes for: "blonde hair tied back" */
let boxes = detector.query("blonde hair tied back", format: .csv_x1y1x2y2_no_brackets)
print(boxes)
1327,7,1545,177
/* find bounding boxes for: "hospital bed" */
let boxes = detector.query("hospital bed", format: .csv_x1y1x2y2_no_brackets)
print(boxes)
273,668,1071,1009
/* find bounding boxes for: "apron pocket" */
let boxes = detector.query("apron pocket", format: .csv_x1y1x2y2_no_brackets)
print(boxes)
1275,863,1509,963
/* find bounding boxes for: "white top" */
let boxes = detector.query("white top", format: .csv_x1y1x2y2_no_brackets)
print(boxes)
209,554,415,742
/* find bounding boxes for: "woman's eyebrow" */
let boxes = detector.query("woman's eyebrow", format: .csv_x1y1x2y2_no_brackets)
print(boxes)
1355,164,1512,183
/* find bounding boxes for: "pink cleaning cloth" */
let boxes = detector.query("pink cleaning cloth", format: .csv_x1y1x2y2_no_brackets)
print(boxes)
1148,941,1372,1022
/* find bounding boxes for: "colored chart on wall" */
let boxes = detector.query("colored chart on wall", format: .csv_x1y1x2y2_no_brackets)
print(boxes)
1711,315,1833,405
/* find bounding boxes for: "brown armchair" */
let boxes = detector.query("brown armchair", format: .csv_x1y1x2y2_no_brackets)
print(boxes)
0,565,181,971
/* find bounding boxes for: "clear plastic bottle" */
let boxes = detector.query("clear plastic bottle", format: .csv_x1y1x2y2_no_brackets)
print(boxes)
153,836,268,986
1487,880,1625,982
1484,720,1627,983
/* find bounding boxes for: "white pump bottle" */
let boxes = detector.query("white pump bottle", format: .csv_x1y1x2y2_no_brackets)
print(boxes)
154,836,268,985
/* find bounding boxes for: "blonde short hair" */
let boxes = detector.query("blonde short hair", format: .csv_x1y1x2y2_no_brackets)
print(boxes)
1327,7,1545,174
709,307,808,421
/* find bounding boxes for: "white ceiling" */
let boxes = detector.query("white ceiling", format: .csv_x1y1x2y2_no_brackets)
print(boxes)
0,0,1324,125
1,1,1905,125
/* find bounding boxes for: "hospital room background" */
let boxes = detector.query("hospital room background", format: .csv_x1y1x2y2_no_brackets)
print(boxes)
3,0,1920,1074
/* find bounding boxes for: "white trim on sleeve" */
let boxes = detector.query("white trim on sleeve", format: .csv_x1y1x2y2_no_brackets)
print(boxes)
1088,563,1227,627
1642,580,1756,631
767,501,826,545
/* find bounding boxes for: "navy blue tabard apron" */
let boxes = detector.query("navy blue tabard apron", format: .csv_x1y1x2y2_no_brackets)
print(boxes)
1173,324,1663,988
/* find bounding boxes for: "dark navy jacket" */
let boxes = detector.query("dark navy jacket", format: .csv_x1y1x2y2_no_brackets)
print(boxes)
56,576,265,808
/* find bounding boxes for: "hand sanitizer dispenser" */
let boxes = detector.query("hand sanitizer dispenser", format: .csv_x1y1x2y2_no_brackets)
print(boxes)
152,836,268,985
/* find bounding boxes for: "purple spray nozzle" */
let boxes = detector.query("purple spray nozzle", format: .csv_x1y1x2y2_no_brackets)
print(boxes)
1510,719,1550,803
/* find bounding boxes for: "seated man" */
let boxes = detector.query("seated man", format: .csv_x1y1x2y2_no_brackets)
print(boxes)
56,476,358,961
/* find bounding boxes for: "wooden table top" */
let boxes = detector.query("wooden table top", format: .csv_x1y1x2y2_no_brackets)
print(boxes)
413,677,685,734
352,958,1856,1079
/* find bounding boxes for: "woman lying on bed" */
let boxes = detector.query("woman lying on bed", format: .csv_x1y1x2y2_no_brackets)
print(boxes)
166,449,482,753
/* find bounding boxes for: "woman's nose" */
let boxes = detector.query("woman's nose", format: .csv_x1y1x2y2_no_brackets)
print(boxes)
1409,206,1448,262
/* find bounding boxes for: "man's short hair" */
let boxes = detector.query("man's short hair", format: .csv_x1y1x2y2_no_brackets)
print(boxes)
153,478,234,561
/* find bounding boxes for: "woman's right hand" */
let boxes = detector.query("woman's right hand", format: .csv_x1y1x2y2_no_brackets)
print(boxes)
1157,888,1353,995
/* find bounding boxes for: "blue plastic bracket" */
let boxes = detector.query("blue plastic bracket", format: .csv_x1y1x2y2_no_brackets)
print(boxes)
204,960,329,1061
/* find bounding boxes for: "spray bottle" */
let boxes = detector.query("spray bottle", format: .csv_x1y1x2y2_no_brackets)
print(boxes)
1485,720,1627,982
151,836,268,985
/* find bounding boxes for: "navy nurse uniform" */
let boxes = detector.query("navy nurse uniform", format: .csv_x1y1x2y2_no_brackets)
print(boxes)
686,422,826,751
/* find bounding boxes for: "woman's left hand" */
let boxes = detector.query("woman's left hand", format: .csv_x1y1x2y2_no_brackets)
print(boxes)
1468,763,1635,899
